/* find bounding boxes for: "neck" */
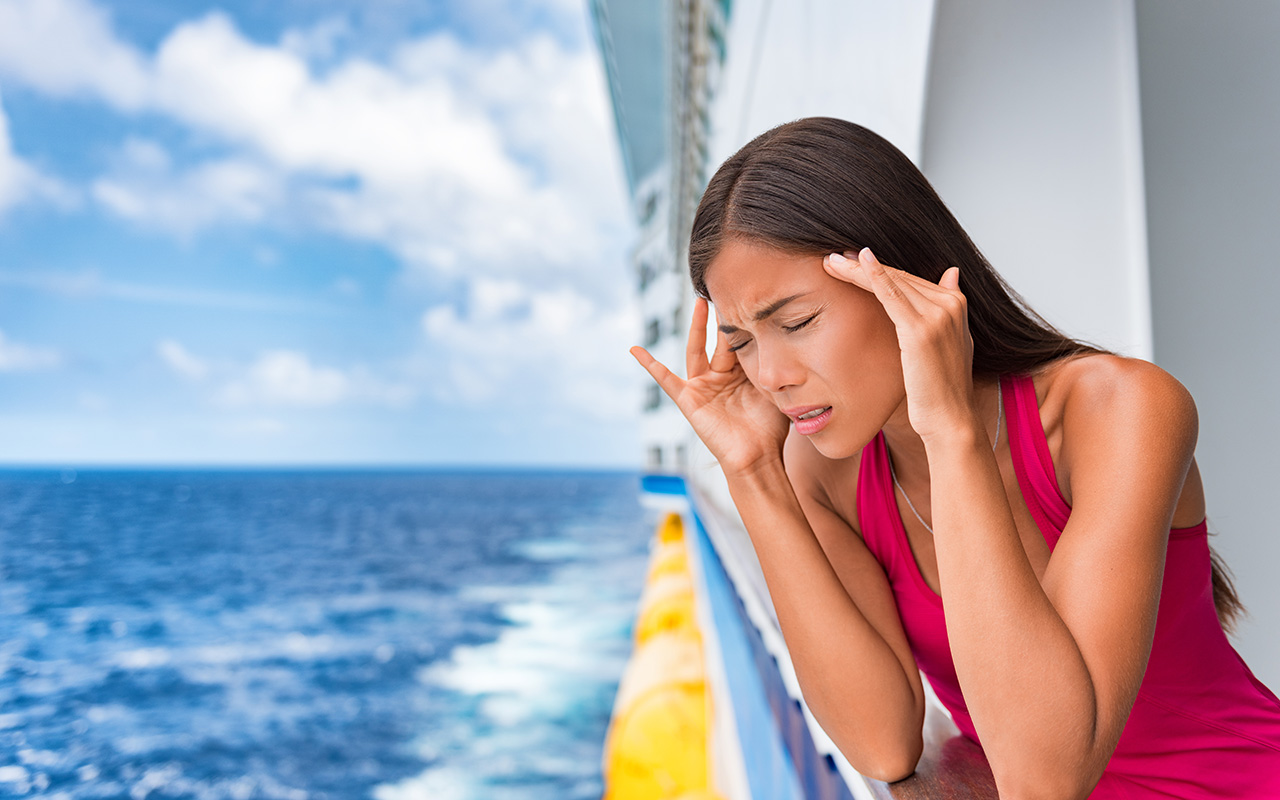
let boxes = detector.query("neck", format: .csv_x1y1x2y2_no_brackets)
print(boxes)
881,376,1002,492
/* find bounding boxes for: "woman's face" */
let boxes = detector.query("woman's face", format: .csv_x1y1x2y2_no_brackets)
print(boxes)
704,238,906,459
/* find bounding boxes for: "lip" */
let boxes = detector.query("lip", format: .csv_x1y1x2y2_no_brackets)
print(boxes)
782,405,833,436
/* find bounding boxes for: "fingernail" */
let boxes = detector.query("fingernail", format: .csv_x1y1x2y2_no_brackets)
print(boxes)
859,247,875,263
826,252,847,266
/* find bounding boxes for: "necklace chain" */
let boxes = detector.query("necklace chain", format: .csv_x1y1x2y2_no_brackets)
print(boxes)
887,379,1003,536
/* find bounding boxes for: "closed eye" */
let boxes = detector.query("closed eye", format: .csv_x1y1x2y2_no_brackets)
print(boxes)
783,314,817,333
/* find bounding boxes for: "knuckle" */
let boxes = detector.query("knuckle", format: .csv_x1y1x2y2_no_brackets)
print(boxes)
920,315,951,342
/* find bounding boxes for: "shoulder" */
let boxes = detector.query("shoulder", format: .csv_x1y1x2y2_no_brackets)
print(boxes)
1042,353,1197,445
1040,353,1199,504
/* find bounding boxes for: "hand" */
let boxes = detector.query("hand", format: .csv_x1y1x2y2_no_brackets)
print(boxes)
823,247,977,442
630,296,791,475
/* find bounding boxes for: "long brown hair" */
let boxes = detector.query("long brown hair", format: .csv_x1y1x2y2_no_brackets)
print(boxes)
688,116,1245,632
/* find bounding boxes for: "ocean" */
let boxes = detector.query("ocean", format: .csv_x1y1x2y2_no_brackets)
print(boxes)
0,469,652,800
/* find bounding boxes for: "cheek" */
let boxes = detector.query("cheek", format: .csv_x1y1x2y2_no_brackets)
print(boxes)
819,309,903,402
842,299,900,368
848,292,894,337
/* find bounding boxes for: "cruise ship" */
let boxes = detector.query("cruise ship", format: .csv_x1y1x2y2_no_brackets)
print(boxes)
587,2,1280,797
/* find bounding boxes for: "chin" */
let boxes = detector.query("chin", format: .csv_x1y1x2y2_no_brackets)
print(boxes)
805,417,882,461
807,432,866,461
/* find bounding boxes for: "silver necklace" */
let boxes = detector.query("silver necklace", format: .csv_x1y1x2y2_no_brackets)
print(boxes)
887,379,1003,536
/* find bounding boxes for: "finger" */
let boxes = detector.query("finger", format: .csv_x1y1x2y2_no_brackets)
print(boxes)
892,263,965,314
826,250,963,315
938,266,961,291
823,251,872,290
854,247,928,322
630,345,686,400
882,261,960,300
859,248,971,317
707,318,739,374
686,296,710,378
825,250,932,309
875,257,963,301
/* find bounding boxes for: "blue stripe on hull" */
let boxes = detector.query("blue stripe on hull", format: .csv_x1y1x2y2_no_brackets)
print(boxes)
640,473,689,495
691,510,859,800
689,507,805,800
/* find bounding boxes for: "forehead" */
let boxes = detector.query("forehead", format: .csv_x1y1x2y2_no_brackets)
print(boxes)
704,240,826,322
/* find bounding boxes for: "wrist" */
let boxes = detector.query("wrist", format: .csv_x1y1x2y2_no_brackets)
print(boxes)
920,412,989,455
722,456,807,530
723,454,789,491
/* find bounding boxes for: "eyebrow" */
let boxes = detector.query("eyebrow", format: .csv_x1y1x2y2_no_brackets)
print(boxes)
718,293,811,333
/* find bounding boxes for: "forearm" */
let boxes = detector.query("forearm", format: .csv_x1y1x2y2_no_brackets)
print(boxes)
926,420,1102,796
725,459,925,780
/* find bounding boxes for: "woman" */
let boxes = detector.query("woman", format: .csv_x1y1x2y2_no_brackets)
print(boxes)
630,117,1280,798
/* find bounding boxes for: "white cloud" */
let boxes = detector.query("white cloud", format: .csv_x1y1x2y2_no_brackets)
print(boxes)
153,17,522,192
0,267,327,312
216,350,418,409
278,16,350,64
0,329,60,371
0,0,148,108
216,350,350,408
1,0,638,438
0,0,629,289
421,279,642,421
157,339,209,381
158,341,416,410
91,138,280,233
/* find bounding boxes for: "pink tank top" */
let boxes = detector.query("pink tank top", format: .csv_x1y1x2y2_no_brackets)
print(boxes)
855,373,1280,798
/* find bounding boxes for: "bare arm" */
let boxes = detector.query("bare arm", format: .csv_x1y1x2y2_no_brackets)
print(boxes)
728,437,926,780
825,250,1199,798
631,297,926,781
927,359,1196,799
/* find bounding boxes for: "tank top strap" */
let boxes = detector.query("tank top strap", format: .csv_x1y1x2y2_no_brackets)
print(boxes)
1001,373,1073,548
856,431,913,573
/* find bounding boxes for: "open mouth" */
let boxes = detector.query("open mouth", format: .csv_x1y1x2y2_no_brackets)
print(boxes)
796,407,831,421
790,406,834,435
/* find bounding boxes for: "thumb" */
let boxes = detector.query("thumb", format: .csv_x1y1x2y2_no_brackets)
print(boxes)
939,266,961,290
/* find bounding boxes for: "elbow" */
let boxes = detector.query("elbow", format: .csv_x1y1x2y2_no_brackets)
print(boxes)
863,757,919,785
987,710,1108,800
835,726,922,784
802,671,926,784
992,760,1103,800
995,780,1092,800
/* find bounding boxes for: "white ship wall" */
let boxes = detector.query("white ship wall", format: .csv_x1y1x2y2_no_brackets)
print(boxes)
1135,0,1280,691
707,0,935,166
921,0,1151,358
687,0,1280,691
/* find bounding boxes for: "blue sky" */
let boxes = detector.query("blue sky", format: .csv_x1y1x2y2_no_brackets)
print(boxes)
0,0,642,467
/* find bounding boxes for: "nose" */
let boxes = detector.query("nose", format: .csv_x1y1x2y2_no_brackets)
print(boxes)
753,340,803,394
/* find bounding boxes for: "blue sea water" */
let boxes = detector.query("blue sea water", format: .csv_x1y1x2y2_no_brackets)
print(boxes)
0,469,652,800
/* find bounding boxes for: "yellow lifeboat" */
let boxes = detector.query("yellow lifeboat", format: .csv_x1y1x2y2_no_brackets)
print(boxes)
602,512,726,800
